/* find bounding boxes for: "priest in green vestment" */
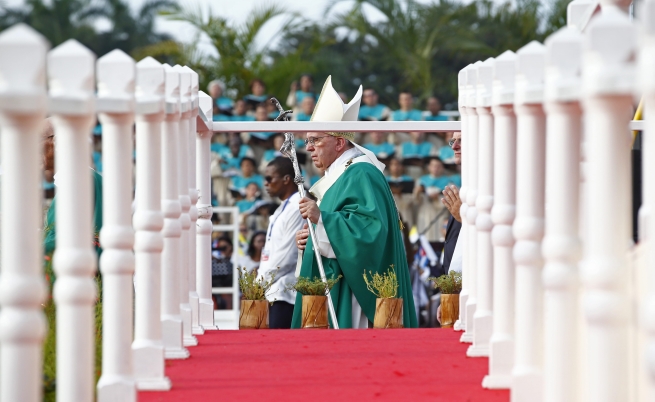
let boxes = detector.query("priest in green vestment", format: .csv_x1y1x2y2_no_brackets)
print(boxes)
291,76,418,329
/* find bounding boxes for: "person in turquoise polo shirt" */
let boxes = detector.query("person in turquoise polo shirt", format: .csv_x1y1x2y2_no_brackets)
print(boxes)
397,131,433,161
418,157,454,195
208,80,234,117
219,136,255,172
424,96,449,121
363,131,395,160
286,74,317,109
438,132,456,163
243,78,268,111
235,182,261,213
230,99,256,122
293,96,315,121
230,157,264,196
391,91,423,121
250,104,275,141
358,88,391,121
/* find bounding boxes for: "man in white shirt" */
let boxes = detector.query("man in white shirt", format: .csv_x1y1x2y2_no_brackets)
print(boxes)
257,156,305,328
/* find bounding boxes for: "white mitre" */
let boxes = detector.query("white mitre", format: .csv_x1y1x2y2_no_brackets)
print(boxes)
310,76,386,172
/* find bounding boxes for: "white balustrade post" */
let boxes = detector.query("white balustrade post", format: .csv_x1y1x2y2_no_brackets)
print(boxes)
96,49,137,402
483,50,517,390
0,24,48,402
581,7,635,402
455,66,469,332
161,64,189,359
185,67,203,336
131,57,171,390
640,0,655,399
196,91,217,330
542,27,584,402
173,65,197,347
469,58,495,358
462,61,481,344
511,40,547,402
48,39,97,402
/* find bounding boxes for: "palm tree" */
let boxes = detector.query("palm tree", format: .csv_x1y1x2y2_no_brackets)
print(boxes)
0,0,177,57
0,0,101,49
163,3,325,99
327,0,481,101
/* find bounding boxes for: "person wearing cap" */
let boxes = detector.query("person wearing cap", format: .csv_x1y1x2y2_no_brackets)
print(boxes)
293,76,418,329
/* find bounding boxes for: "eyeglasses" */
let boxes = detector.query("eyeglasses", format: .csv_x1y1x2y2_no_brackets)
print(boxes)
448,138,461,148
304,135,332,147
264,176,275,183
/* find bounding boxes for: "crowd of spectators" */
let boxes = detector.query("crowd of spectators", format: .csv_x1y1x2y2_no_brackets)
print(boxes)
208,74,460,250
69,75,460,301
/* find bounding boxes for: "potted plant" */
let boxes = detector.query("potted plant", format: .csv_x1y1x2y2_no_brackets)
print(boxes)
237,266,277,329
429,271,462,328
288,275,342,329
364,265,403,329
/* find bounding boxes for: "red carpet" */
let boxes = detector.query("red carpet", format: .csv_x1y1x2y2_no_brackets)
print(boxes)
139,328,509,402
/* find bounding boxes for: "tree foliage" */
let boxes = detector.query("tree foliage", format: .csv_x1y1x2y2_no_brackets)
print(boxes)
0,0,572,107
0,0,178,58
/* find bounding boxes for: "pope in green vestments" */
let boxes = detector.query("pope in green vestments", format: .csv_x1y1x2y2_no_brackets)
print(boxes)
290,75,417,329
290,161,418,329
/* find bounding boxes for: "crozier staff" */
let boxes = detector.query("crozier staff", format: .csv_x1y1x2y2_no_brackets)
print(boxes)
293,76,418,329
257,157,305,329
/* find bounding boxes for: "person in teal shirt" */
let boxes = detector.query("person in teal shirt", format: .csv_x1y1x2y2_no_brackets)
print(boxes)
219,136,255,172
424,96,449,121
437,132,456,163
363,131,395,159
249,104,275,141
391,91,423,121
293,96,315,121
398,132,433,160
358,88,391,121
235,182,261,213
208,80,234,117
230,157,264,195
418,157,455,193
285,74,317,109
243,78,268,111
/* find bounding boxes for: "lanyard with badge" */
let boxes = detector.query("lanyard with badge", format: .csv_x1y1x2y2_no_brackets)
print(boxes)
262,192,296,262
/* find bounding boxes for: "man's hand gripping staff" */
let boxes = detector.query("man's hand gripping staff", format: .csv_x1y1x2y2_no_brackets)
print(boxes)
270,97,340,329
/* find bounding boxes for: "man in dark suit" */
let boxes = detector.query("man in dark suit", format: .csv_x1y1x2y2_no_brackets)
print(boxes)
437,130,462,323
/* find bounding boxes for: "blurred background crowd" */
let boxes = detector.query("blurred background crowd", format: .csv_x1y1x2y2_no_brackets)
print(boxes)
3,0,572,325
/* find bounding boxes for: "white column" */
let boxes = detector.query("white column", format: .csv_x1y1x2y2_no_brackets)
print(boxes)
581,7,635,402
131,57,171,390
161,64,189,359
96,49,137,402
462,61,481,344
455,66,469,332
469,58,495,357
185,67,203,336
173,65,197,347
542,27,583,402
483,50,517,390
640,0,655,399
511,40,546,402
0,24,48,402
48,39,97,402
196,91,217,330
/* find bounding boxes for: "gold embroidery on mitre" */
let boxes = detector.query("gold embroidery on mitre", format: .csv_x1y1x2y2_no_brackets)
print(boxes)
326,132,355,142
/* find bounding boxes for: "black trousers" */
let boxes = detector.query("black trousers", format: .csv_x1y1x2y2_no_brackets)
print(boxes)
269,301,295,329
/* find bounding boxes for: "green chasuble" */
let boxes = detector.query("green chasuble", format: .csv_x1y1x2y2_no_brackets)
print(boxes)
291,161,418,329
44,169,104,258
